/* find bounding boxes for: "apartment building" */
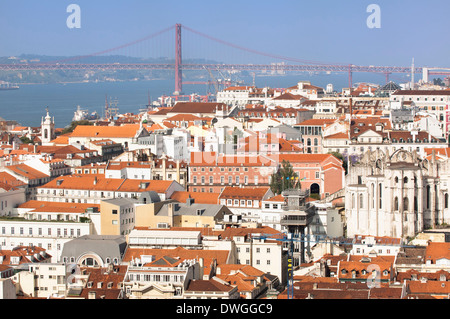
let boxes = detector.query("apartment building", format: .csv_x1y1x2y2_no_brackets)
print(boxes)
218,186,273,223
36,175,184,204
12,263,68,298
220,226,286,284
390,90,450,131
189,152,276,193
2,201,97,262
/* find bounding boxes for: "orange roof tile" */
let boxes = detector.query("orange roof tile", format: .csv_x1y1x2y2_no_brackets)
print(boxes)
7,164,49,180
71,124,144,138
219,186,271,200
425,242,450,263
170,191,220,205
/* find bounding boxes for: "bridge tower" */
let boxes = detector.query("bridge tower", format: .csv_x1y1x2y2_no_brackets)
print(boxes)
174,24,183,95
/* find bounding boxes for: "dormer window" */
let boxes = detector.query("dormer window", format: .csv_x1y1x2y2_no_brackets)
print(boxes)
11,256,20,265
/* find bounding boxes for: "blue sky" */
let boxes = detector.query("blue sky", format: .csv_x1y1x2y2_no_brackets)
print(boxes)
0,0,449,68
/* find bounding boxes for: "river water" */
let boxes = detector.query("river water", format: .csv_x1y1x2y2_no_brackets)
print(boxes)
0,72,391,128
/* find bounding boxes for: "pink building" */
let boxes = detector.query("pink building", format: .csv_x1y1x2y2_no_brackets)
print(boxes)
189,152,344,198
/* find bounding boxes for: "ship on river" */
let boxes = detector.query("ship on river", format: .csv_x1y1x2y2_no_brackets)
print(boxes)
72,105,100,122
0,81,19,90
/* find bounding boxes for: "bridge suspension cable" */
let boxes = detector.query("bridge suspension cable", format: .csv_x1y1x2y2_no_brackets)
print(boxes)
42,24,176,64
182,24,347,66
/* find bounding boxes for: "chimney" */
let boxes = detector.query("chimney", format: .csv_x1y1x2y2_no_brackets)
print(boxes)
199,257,204,279
186,197,194,206
168,203,174,220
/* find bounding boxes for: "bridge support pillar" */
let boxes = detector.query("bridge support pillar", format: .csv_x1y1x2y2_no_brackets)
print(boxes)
174,24,183,95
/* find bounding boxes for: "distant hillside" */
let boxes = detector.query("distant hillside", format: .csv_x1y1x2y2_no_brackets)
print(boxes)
0,54,225,84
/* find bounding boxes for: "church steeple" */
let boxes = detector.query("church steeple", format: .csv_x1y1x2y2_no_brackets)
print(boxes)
41,107,55,145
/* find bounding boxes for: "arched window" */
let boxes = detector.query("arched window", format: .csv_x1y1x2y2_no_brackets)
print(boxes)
379,183,382,209
371,184,375,209
404,176,408,184
81,257,99,267
445,193,449,209
394,197,399,211
395,176,399,183
359,194,363,209
314,138,318,146
426,185,431,209
403,197,409,211
352,193,355,208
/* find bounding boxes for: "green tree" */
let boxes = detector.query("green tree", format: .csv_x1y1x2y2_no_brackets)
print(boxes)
328,151,348,174
270,160,299,195
19,136,33,144
61,120,93,135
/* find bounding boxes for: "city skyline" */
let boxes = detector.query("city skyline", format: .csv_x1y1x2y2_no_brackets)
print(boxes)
0,0,449,68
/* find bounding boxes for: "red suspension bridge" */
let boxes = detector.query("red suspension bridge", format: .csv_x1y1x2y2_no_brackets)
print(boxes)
1,24,448,94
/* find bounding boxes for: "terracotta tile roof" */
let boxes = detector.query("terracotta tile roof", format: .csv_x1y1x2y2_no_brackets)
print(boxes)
264,195,285,202
0,246,52,265
165,114,203,122
294,119,337,127
106,161,152,170
347,255,396,264
149,107,173,115
186,279,235,292
0,172,26,187
220,226,281,241
337,261,393,281
7,164,49,180
424,148,450,157
324,132,349,139
122,246,230,272
219,186,270,200
368,287,403,299
168,102,225,114
217,264,265,277
40,175,173,193
18,200,100,213
352,235,402,246
118,179,173,194
170,191,220,205
407,281,450,295
75,265,127,299
49,135,70,145
272,92,305,100
424,242,450,264
70,124,145,138
396,269,450,282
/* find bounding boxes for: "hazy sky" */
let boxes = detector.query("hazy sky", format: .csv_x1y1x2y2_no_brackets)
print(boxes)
0,0,449,68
